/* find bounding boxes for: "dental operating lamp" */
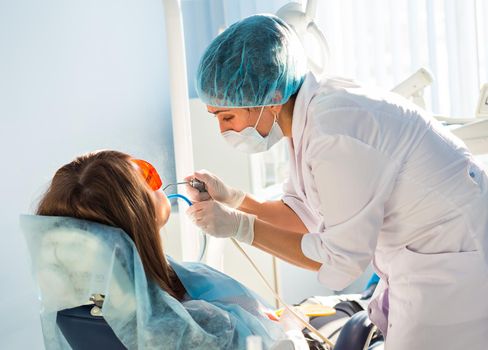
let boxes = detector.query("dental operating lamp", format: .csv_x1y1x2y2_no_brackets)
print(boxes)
276,0,330,79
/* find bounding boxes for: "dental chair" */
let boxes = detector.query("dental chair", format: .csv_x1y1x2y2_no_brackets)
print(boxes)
55,275,384,349
55,302,383,350
21,215,292,349
21,214,384,350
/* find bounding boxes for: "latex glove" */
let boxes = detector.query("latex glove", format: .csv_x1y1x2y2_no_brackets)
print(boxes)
186,200,255,244
184,170,246,208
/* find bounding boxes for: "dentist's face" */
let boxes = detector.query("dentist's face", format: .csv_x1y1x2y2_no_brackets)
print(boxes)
207,106,275,136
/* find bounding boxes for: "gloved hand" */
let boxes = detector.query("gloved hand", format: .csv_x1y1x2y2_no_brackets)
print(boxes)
186,200,255,244
184,170,246,208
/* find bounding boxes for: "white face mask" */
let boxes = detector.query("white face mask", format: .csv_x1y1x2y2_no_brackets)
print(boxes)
221,106,284,153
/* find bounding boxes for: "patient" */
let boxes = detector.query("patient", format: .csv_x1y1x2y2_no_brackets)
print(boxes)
31,150,310,350
37,150,185,301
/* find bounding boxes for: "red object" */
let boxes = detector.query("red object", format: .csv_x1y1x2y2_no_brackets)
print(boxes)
263,310,280,322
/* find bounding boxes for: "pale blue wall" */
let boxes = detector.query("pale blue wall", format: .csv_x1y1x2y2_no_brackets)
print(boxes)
0,1,175,348
0,1,292,348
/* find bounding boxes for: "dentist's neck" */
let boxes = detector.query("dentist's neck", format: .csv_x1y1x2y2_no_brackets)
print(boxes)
277,95,296,137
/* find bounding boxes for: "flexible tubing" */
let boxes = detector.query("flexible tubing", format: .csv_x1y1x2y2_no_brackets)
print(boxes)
167,193,193,206
167,194,207,261
230,238,335,349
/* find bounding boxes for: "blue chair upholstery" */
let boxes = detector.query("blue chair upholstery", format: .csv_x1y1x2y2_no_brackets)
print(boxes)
57,305,126,350
335,311,384,350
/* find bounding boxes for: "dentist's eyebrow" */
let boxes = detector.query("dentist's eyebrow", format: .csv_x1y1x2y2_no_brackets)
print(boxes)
208,109,231,115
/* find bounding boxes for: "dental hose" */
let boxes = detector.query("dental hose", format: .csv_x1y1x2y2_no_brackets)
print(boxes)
167,194,207,262
230,238,335,349
167,194,192,206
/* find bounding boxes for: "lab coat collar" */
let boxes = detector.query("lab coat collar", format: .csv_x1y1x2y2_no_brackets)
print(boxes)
291,72,321,156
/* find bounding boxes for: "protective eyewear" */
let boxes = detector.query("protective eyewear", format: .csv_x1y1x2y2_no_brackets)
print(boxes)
131,158,206,194
131,159,163,191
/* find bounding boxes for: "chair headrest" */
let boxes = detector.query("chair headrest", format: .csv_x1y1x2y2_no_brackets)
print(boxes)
20,215,289,349
20,215,136,315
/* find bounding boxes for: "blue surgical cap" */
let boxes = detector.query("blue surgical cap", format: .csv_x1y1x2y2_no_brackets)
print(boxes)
196,14,307,107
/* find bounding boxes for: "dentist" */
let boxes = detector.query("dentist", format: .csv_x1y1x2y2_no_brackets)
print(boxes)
186,14,488,350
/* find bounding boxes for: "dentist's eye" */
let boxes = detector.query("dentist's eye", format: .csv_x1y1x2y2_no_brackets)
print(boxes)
223,116,234,122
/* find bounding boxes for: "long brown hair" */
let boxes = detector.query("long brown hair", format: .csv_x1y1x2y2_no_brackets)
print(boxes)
36,150,185,300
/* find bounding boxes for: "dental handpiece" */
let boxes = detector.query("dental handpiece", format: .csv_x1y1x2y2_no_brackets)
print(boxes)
162,179,206,192
189,178,206,193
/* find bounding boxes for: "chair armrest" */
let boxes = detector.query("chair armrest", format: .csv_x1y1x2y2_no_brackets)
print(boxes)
334,311,377,350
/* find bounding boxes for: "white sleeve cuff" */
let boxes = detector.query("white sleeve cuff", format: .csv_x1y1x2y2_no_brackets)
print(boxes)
301,233,360,291
316,263,358,291
301,233,326,263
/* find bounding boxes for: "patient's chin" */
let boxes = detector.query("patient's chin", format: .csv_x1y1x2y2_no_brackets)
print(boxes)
155,205,170,228
158,212,170,229
154,191,171,228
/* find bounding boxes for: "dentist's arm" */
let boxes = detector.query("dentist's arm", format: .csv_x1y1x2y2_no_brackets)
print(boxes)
238,196,308,234
186,201,320,271
252,218,320,270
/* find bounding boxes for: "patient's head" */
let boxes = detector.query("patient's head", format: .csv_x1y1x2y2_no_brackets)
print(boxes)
36,150,185,300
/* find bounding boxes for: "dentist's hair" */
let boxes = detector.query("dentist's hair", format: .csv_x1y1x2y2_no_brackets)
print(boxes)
36,150,185,300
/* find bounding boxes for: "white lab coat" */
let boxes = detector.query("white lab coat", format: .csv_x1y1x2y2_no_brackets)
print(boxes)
282,73,488,349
